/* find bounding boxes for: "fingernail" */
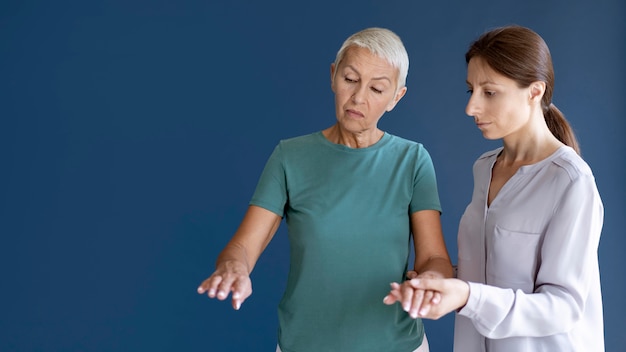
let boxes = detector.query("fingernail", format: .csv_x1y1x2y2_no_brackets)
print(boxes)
235,301,241,310
233,292,241,299
208,289,216,297
197,287,203,293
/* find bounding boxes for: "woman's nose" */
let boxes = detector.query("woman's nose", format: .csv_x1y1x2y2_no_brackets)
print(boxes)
351,85,366,104
465,94,478,117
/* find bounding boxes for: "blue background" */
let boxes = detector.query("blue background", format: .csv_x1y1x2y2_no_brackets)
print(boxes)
1,0,624,351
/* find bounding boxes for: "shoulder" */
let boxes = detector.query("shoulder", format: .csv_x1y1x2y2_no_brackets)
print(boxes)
550,146,594,182
273,132,324,155
385,133,428,155
477,147,501,161
386,133,421,147
278,132,320,147
472,147,501,169
547,147,603,212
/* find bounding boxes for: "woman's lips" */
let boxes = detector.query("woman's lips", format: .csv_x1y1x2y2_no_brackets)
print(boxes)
346,109,364,118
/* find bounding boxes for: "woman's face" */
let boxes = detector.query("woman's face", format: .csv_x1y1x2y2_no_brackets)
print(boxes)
331,46,406,134
465,57,534,141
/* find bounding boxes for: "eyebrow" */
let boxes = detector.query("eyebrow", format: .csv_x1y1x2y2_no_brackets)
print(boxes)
345,65,393,83
466,79,501,87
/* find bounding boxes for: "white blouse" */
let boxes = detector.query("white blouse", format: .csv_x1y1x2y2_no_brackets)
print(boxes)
454,146,604,352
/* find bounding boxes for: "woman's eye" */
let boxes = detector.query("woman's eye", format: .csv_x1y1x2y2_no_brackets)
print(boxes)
485,91,495,96
345,77,357,83
466,89,473,94
371,87,383,94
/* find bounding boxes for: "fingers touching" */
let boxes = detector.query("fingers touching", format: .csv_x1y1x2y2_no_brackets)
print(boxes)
197,271,252,310
383,278,452,319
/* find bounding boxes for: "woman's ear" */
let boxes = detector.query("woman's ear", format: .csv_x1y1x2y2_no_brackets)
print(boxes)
529,81,546,103
386,86,407,112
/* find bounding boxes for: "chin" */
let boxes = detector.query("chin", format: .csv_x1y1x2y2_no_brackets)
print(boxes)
339,119,367,131
481,132,501,140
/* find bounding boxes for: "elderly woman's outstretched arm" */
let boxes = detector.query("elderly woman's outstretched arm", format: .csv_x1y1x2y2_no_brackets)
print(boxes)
197,205,282,310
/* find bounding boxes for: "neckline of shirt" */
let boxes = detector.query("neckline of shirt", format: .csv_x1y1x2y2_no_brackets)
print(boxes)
496,145,571,175
315,131,392,153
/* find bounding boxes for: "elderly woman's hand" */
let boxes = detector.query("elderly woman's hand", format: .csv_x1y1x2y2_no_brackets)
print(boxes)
384,277,470,320
197,260,252,310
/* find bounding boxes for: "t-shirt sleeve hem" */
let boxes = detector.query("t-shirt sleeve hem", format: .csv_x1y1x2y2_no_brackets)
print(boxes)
410,204,443,214
249,200,284,217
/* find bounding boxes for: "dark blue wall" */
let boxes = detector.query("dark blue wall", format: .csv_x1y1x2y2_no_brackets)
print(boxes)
1,1,623,351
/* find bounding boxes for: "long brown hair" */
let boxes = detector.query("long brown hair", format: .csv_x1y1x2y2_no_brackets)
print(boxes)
465,25,580,154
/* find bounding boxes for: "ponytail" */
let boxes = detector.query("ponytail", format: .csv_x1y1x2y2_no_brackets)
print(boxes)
544,103,580,155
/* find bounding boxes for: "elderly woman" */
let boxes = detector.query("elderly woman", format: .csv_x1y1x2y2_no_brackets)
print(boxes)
198,27,453,352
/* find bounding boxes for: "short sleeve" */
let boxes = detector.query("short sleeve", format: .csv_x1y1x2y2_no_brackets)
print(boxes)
410,145,442,214
249,143,288,217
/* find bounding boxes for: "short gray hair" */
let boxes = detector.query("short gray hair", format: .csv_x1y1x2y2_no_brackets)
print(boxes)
333,27,409,90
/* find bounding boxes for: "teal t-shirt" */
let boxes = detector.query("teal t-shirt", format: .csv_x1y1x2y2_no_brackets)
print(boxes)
250,131,441,352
